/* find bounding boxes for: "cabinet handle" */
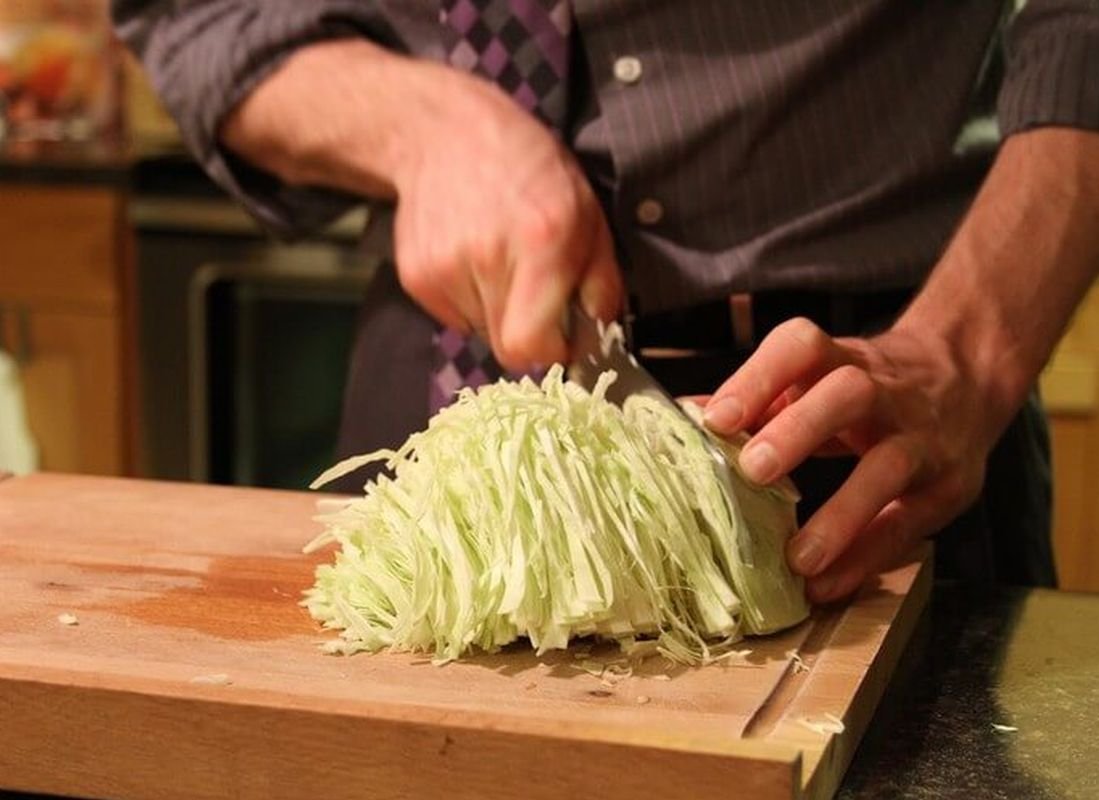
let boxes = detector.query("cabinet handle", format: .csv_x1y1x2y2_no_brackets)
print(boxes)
0,304,6,353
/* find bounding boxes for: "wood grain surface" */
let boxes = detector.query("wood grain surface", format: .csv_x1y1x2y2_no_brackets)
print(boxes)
0,473,930,800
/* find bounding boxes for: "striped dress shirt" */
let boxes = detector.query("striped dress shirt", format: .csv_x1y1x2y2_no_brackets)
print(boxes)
114,0,1099,316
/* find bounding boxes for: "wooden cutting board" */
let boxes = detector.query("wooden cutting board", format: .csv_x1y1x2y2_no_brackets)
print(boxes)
0,473,930,800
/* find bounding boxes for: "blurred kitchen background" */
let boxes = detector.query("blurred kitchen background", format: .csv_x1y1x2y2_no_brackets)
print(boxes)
0,0,375,494
0,1,1097,590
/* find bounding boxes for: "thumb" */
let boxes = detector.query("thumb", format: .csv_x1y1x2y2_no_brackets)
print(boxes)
577,215,624,322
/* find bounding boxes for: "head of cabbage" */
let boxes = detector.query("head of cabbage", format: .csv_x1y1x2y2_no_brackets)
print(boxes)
303,365,809,664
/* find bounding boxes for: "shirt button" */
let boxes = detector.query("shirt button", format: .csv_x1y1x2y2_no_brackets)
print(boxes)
635,198,664,225
613,55,643,84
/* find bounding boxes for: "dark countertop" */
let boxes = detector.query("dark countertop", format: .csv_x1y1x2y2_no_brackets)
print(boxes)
0,139,373,245
840,582,1099,799
0,138,137,186
3,580,1095,799
0,137,202,190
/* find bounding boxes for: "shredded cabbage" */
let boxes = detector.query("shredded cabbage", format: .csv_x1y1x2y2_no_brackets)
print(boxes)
303,365,809,664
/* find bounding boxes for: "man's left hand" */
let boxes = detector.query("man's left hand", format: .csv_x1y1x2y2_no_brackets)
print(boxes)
702,318,999,603
702,128,1099,603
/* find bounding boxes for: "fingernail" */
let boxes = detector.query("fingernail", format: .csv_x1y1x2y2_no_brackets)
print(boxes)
579,281,612,321
790,535,825,575
704,396,744,432
739,441,778,483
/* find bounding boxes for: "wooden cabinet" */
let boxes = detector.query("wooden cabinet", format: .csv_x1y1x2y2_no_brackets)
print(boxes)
1041,282,1099,592
0,183,134,476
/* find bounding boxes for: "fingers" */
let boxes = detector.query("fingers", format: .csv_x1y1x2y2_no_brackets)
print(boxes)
738,365,877,483
402,257,487,338
704,317,848,436
469,236,512,356
756,387,801,430
395,143,621,371
499,214,578,369
803,484,959,603
394,205,484,336
500,186,621,370
804,500,917,603
785,436,924,576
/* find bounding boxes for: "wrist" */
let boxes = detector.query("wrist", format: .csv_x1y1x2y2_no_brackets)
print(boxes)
384,63,531,198
281,39,416,197
382,62,483,194
892,129,1099,443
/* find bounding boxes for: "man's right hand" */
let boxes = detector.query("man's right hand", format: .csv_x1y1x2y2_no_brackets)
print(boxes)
222,39,622,370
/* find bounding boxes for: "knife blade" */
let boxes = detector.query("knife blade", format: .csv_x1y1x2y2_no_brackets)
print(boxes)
565,303,678,412
566,304,752,563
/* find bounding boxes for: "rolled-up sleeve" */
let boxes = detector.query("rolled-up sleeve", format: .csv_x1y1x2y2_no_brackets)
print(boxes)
112,0,400,238
998,0,1099,137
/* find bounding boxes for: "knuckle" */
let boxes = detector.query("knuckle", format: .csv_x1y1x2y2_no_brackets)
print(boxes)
779,316,830,356
879,439,918,484
832,364,876,406
779,405,822,447
435,254,467,285
742,374,773,410
520,194,578,248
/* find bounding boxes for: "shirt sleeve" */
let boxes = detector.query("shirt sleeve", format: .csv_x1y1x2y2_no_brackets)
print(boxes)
998,0,1099,138
111,0,401,239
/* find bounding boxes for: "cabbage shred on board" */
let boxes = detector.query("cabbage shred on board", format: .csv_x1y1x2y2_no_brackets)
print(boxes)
303,365,809,664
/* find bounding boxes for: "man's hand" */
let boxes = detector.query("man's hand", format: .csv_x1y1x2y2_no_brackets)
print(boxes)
703,320,992,603
704,127,1099,603
222,40,622,370
389,69,620,370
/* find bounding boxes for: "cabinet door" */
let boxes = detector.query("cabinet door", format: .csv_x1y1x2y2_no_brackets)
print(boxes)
0,185,122,312
17,308,125,476
1042,282,1099,592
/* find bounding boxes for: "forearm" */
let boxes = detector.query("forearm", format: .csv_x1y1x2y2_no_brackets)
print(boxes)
220,39,452,200
896,127,1099,441
222,36,621,367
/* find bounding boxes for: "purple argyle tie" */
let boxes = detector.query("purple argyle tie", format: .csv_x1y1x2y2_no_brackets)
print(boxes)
429,0,572,414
